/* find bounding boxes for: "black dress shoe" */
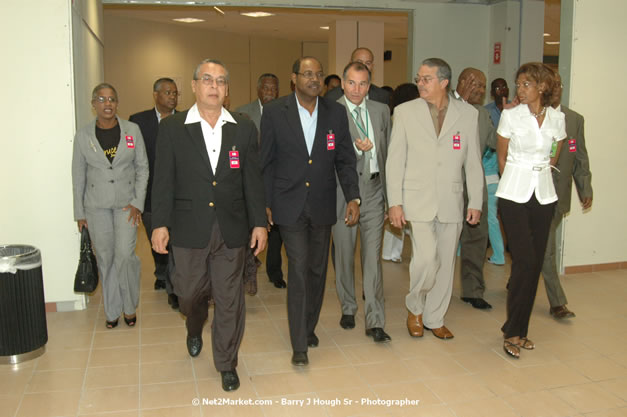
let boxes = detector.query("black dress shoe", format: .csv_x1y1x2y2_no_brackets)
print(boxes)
186,335,203,357
221,370,240,392
291,351,308,366
154,279,166,290
365,327,392,343
461,297,492,310
270,278,287,288
307,333,319,348
168,293,179,310
339,314,355,329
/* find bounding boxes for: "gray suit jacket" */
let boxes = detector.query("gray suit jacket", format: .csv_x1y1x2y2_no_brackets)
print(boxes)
335,96,391,217
72,117,149,220
553,106,593,214
235,99,262,132
386,97,483,223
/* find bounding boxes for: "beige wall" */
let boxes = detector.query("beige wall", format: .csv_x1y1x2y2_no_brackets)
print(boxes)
103,15,315,116
383,41,409,89
560,0,627,267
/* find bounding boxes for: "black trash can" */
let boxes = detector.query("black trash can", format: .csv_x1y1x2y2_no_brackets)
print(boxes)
0,245,48,364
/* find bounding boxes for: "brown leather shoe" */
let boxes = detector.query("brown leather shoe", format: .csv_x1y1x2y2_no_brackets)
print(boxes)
429,325,454,339
550,305,576,319
407,312,424,337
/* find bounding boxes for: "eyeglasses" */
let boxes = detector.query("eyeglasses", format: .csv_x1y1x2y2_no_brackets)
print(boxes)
414,75,437,84
296,71,325,80
95,96,117,103
197,75,228,87
515,81,536,89
161,90,181,97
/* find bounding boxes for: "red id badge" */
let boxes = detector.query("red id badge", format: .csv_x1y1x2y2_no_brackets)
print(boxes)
453,134,461,150
568,138,577,153
229,150,240,168
125,135,135,149
327,133,335,150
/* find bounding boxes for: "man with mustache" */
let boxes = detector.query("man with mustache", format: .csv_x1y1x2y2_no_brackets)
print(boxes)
261,56,360,366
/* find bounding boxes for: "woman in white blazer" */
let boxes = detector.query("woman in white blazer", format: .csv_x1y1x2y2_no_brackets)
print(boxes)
72,83,149,329
496,64,565,358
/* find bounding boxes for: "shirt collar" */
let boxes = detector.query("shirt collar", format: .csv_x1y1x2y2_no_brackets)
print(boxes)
453,90,465,103
155,107,175,123
295,93,318,115
344,96,366,113
184,103,237,125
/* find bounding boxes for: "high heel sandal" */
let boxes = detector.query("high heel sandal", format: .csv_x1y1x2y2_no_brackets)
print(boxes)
503,340,520,359
106,319,119,329
124,314,137,327
518,337,535,350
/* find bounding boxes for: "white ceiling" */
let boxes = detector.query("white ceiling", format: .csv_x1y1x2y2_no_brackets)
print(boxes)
103,5,409,44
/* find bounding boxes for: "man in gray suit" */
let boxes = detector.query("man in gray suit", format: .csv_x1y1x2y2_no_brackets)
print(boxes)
333,62,391,342
452,68,497,310
387,58,483,340
542,73,593,319
235,73,279,132
325,47,390,105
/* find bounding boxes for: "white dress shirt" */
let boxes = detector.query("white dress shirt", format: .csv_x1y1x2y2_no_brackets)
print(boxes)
496,104,566,204
295,94,318,156
184,103,237,174
344,96,379,174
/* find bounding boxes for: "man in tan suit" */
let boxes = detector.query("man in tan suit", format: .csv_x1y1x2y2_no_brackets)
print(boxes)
542,73,593,319
387,58,483,340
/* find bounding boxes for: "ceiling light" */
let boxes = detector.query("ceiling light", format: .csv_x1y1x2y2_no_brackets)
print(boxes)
543,33,550,37
173,17,205,23
320,26,330,30
213,6,225,16
545,41,560,45
240,12,275,18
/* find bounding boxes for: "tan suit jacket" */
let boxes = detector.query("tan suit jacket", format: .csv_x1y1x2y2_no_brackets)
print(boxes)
386,97,483,223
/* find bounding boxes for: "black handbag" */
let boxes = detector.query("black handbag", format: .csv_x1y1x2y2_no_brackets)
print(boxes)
74,228,99,293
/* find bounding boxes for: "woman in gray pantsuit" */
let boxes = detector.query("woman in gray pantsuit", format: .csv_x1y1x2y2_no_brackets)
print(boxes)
72,83,149,329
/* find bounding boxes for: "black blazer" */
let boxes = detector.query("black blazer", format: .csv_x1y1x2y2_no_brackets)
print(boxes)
151,110,266,249
260,93,359,226
129,108,161,212
325,84,390,106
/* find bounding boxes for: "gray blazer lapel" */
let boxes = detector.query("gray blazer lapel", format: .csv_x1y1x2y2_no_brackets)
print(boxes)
337,96,360,143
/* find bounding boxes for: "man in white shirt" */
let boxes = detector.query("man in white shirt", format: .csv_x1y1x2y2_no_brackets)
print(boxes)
333,62,392,342
151,59,267,392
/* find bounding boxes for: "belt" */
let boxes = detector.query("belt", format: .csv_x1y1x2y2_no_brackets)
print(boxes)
370,172,380,180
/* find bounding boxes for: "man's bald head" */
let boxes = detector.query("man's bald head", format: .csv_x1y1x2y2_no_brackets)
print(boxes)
351,47,374,73
456,67,487,105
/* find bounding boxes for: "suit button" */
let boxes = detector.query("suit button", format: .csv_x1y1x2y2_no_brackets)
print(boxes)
305,182,310,187
308,159,312,165
212,181,217,186
109,167,113,170
109,180,114,183
209,202,215,207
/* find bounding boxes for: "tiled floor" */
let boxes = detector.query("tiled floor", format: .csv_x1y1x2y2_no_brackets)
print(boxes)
1,228,626,417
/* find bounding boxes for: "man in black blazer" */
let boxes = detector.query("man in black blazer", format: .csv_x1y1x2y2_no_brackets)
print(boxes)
325,47,391,105
151,59,267,392
129,78,179,308
261,57,360,366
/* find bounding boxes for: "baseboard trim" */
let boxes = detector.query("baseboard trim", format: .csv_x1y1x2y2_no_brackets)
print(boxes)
565,261,627,274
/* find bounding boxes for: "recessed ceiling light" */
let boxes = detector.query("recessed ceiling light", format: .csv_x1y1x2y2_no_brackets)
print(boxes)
240,12,275,18
320,26,330,30
545,41,560,45
173,17,205,23
543,33,551,37
213,6,225,16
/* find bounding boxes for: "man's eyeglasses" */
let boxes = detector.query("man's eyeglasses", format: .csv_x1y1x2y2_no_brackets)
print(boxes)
296,71,325,80
197,75,228,87
414,75,437,84
95,96,117,103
